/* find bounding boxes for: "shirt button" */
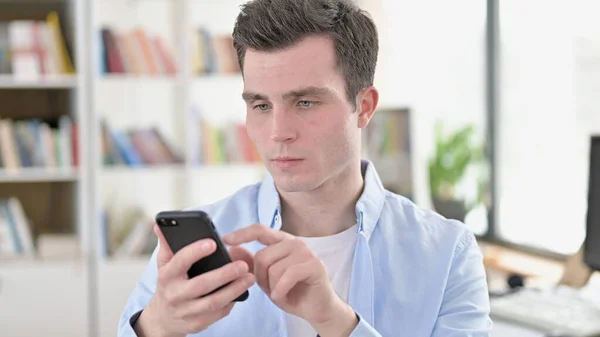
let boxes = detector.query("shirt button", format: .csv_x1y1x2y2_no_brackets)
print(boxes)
275,214,281,223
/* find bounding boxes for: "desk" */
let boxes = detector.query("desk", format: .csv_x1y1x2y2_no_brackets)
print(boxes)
492,319,545,337
481,243,600,337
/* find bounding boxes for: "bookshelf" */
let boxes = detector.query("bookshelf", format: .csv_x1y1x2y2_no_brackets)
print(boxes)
0,0,91,336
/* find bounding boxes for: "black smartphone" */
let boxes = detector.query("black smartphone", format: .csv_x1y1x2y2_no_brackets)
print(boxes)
155,210,249,302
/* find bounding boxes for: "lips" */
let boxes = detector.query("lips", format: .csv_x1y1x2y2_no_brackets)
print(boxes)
271,157,304,169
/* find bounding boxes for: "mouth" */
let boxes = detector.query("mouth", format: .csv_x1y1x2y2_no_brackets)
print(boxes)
271,157,304,169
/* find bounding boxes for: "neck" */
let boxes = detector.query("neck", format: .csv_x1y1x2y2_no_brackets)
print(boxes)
278,161,364,237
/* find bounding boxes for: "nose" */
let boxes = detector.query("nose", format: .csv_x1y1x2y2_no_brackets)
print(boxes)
270,109,297,143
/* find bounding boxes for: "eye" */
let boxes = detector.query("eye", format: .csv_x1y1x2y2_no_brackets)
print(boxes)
297,100,315,108
253,103,270,111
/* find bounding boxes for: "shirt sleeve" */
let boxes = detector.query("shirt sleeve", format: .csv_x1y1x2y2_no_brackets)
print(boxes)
348,312,383,337
430,231,494,337
314,312,382,337
117,245,160,337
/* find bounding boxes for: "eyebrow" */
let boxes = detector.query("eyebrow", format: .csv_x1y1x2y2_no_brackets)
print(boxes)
282,86,332,99
242,86,332,102
241,91,267,102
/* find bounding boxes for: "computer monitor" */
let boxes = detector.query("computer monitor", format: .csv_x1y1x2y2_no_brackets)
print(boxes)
584,136,600,271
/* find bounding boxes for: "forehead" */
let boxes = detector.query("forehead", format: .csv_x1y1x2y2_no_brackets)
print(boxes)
242,35,343,95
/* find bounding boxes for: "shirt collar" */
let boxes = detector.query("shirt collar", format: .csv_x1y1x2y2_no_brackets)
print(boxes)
355,160,387,239
257,171,282,230
257,159,387,239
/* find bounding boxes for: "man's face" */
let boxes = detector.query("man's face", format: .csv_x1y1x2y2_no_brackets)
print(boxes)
242,35,361,193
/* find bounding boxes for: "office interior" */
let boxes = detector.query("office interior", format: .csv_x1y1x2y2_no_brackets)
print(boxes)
0,0,599,336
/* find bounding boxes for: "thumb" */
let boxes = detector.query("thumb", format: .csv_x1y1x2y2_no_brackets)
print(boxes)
153,223,174,268
229,245,254,273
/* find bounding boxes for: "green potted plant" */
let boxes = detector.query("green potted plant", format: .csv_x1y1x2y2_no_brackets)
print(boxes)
428,122,484,222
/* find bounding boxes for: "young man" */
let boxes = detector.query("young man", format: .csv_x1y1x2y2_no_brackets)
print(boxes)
118,0,493,336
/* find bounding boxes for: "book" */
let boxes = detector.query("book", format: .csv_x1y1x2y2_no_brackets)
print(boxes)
101,120,183,167
0,197,35,258
193,117,261,165
190,27,240,75
0,12,74,79
0,117,76,173
98,26,177,76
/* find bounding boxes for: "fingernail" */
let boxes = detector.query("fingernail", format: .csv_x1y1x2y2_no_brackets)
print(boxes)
202,240,213,252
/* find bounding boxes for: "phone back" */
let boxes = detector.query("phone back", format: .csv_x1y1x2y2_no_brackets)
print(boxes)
156,210,232,279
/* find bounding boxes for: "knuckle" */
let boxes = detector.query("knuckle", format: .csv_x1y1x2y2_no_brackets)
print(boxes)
206,297,219,312
287,264,299,276
293,238,306,249
190,319,207,332
316,259,327,271
255,250,267,266
191,277,209,296
220,305,233,318
295,242,314,259
170,257,186,276
162,288,177,306
229,261,244,276
306,249,317,260
157,269,169,284
268,262,282,278
217,265,235,284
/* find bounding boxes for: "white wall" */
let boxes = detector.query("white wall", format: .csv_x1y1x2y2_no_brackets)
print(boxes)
369,0,489,233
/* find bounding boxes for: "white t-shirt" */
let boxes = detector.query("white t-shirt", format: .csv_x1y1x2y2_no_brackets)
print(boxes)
284,224,358,337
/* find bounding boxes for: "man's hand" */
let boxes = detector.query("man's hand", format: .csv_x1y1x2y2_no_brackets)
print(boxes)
223,224,358,337
134,224,256,337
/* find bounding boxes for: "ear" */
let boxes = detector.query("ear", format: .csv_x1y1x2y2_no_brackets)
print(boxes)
356,86,379,128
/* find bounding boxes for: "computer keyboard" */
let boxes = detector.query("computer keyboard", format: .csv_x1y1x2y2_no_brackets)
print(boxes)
490,287,600,337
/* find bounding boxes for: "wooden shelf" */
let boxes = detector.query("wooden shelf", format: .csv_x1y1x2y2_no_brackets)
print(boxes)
101,164,187,175
0,168,79,183
101,164,264,173
0,257,83,266
0,75,77,89
96,75,182,84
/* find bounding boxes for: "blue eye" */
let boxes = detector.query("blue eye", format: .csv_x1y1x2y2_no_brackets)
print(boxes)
298,100,314,108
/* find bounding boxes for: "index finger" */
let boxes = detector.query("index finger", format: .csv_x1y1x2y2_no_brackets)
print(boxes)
222,223,289,246
162,238,217,280
154,223,174,269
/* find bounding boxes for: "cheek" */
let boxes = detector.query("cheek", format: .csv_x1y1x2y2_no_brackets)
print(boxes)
307,113,354,150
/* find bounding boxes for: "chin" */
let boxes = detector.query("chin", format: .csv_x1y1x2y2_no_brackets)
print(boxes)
272,173,320,193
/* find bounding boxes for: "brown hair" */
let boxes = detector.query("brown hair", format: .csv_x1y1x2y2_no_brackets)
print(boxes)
232,0,379,107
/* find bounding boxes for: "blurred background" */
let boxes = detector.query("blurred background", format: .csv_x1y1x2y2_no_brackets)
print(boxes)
0,0,599,336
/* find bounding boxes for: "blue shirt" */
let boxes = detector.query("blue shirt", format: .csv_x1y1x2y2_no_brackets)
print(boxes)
118,160,493,337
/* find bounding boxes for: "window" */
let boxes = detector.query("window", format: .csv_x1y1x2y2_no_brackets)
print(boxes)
495,0,600,255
